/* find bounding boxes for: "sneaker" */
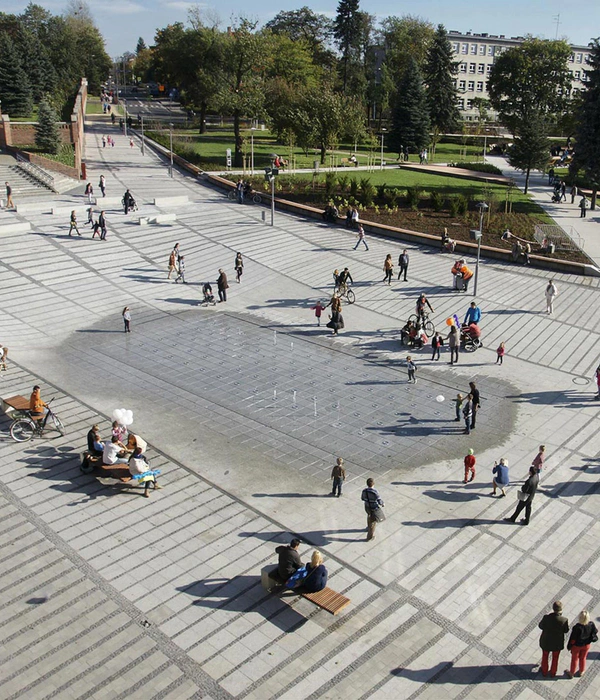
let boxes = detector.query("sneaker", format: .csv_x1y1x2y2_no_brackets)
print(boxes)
565,671,573,679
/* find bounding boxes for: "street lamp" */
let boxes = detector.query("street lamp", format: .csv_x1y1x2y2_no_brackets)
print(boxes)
250,127,256,176
380,128,387,170
472,201,488,297
141,115,145,156
169,122,174,177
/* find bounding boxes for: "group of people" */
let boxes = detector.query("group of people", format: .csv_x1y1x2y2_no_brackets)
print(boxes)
101,134,116,148
451,259,474,292
166,242,240,302
234,179,253,204
81,206,108,240
268,539,328,592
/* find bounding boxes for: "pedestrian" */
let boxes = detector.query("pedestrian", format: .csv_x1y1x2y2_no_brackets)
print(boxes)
351,207,359,229
464,301,481,326
234,252,243,282
99,175,106,197
463,448,476,483
548,167,555,184
382,254,393,285
0,343,8,371
167,247,177,279
469,381,480,430
86,206,94,226
570,184,578,204
397,249,409,281
595,364,600,399
102,135,107,148
416,293,433,326
311,301,325,326
68,210,81,236
491,458,509,497
579,195,587,218
326,308,344,335
175,256,186,283
532,445,546,476
330,457,346,497
361,478,384,542
431,332,443,361
236,178,244,204
85,182,94,204
565,609,598,679
504,466,539,525
217,268,229,302
537,601,569,678
545,279,558,314
353,224,369,250
454,393,463,422
345,207,352,229
406,356,417,383
496,342,505,364
523,242,531,266
99,211,107,240
560,181,566,202
447,325,459,365
462,393,473,434
122,307,131,333
129,137,134,148
128,447,161,498
5,181,14,209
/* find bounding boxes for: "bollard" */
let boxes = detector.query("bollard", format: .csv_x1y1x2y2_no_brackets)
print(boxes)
262,211,266,223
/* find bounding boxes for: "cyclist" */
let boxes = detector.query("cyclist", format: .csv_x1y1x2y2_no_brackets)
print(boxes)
336,267,353,295
29,385,49,426
416,293,434,326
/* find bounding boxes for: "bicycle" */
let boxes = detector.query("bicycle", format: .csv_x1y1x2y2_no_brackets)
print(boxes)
227,190,262,204
408,312,435,336
337,284,356,304
10,398,66,442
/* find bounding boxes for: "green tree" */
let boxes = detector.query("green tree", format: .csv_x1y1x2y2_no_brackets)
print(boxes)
264,7,335,65
574,38,600,208
424,25,461,150
390,57,430,155
35,98,60,153
508,114,550,193
487,38,572,134
0,32,33,117
334,0,362,93
136,36,146,54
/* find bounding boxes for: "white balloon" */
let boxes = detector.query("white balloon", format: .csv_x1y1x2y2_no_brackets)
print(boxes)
112,408,122,422
123,410,134,426
436,395,445,403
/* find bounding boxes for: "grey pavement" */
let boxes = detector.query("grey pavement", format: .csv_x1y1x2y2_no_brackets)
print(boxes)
0,121,599,699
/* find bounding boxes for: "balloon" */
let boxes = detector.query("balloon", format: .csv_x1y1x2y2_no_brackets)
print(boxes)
446,318,454,326
123,410,134,426
436,395,445,403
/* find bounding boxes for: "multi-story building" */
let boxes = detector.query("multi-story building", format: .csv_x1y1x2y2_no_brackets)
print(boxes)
448,31,592,123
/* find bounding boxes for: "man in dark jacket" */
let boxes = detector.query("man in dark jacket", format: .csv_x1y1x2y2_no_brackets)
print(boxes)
504,467,539,525
269,538,302,584
538,601,569,677
217,268,229,302
398,250,409,281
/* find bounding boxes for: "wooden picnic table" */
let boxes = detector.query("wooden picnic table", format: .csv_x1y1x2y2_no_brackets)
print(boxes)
2,395,30,412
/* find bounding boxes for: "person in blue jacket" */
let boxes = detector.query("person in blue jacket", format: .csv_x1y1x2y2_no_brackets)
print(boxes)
464,301,481,326
302,551,328,593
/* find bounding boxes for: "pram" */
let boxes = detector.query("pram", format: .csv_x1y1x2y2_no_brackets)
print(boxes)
201,283,216,306
460,323,482,352
122,194,138,214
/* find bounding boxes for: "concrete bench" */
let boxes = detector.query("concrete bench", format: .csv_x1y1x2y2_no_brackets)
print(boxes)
150,213,177,225
138,217,150,226
152,195,188,207
15,203,52,214
0,222,31,235
92,196,123,207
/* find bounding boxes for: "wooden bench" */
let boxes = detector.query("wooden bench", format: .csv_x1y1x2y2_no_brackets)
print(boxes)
300,587,351,615
3,395,30,412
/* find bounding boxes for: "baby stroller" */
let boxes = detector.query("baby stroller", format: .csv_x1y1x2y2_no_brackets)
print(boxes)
460,323,482,352
122,192,138,214
201,283,216,306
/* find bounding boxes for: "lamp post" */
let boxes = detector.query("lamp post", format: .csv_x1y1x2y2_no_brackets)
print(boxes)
250,127,256,176
380,128,387,170
123,96,127,137
141,115,145,156
169,122,174,178
473,202,488,297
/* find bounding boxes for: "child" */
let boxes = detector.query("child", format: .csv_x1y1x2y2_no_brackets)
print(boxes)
496,342,505,365
454,393,463,422
175,256,186,284
331,457,346,497
406,356,417,383
112,420,127,442
311,301,324,326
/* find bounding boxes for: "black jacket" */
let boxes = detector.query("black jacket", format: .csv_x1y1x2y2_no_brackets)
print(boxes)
569,622,598,648
539,611,569,651
522,472,539,502
303,564,328,593
276,545,302,579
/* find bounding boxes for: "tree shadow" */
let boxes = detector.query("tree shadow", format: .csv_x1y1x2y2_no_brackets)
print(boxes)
390,661,537,683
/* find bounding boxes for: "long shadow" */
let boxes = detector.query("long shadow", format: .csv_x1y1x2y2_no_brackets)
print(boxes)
486,309,538,315
507,390,591,407
239,528,367,546
160,297,201,306
366,421,460,438
402,517,507,529
545,481,600,498
75,329,124,334
390,661,537,683
422,489,480,503
253,493,331,499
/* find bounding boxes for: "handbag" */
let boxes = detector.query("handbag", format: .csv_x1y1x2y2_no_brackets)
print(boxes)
285,566,308,589
517,490,529,502
371,507,386,522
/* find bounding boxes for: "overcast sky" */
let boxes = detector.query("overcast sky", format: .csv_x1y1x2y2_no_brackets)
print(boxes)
8,0,600,56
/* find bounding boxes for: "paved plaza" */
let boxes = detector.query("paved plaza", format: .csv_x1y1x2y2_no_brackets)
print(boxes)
0,122,599,699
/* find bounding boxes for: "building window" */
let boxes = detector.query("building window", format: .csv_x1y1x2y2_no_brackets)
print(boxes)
488,45,495,56
460,62,467,73
478,64,485,74
486,64,492,75
575,70,581,80
466,99,473,109
459,80,466,90
468,81,475,91
470,44,477,54
461,43,468,54
469,63,476,73
452,42,459,52
476,82,484,92
457,98,465,110
576,53,583,63
479,44,486,55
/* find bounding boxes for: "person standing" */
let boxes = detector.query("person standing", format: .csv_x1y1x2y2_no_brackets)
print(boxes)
491,458,509,497
99,175,106,198
217,268,229,302
236,178,244,204
463,448,476,483
351,207,359,229
406,356,417,383
0,343,7,372
168,247,177,279
464,302,481,326
331,457,346,497
84,182,94,204
361,478,384,542
454,393,463,422
382,254,393,285
595,364,600,399
560,181,567,202
565,610,598,679
447,325,459,365
234,252,244,282
579,195,587,218
99,211,107,240
5,181,14,209
311,301,325,326
431,332,443,361
496,342,505,365
462,393,473,434
397,250,409,281
537,601,569,678
545,280,558,314
532,445,546,477
122,307,131,333
468,381,480,430
353,224,369,250
570,184,578,204
504,466,539,525
68,210,81,236
102,135,107,148
175,256,186,283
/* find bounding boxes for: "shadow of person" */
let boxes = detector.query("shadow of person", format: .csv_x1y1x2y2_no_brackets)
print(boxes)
422,489,480,503
239,528,367,547
402,517,505,529
390,661,537,684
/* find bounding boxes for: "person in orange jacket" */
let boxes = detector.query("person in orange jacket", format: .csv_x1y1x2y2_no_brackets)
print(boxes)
29,385,49,425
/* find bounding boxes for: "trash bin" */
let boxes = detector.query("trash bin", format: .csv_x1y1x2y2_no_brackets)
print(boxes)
313,160,320,171
548,242,556,254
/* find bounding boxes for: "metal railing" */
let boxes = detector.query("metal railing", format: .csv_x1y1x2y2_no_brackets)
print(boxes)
533,223,585,252
15,157,57,192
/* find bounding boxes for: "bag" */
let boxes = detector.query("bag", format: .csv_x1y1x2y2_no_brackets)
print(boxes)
517,490,529,502
285,566,308,589
371,507,386,523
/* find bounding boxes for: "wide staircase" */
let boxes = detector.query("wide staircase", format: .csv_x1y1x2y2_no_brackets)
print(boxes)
0,155,79,197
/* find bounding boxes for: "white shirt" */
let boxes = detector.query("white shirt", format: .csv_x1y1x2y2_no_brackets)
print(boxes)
103,442,124,464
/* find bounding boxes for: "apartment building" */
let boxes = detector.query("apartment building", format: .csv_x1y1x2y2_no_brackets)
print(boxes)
448,31,592,121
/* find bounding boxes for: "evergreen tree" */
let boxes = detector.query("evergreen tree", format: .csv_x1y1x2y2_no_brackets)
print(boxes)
35,98,60,154
0,33,34,117
508,114,550,193
574,38,600,207
136,36,147,54
334,0,362,93
424,25,461,149
390,57,430,155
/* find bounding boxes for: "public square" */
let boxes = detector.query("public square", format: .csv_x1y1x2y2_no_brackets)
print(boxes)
0,123,599,700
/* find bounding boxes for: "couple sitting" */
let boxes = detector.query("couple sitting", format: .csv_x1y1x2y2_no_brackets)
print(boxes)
268,539,328,593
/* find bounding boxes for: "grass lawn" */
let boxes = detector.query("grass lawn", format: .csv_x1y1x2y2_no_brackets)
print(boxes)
9,106,39,122
86,96,123,117
21,143,75,168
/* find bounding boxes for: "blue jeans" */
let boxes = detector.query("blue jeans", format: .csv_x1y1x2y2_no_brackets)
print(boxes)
354,239,368,250
464,417,471,434
332,477,343,496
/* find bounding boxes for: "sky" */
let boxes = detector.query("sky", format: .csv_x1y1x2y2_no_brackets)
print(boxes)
6,0,600,56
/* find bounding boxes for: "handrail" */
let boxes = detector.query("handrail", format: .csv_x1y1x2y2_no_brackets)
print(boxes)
15,160,56,191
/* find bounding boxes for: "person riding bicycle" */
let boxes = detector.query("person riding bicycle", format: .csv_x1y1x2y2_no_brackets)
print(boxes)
336,267,353,295
416,293,434,325
29,385,49,426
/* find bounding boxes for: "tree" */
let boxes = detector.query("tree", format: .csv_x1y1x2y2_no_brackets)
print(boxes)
389,57,430,155
508,114,550,193
488,38,572,134
574,38,600,208
334,0,362,93
0,33,34,117
136,36,147,54
424,25,461,150
265,7,334,65
35,98,60,153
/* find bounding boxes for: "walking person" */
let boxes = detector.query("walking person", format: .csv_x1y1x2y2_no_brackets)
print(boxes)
595,364,600,399
234,252,244,283
168,247,177,279
99,211,107,240
397,250,409,281
361,478,384,541
5,181,14,209
0,343,8,372
496,342,505,364
351,207,359,229
122,307,131,333
560,181,567,202
102,135,107,148
353,224,369,250
469,381,480,430
579,195,587,218
311,301,325,326
463,448,476,483
570,184,578,204
504,466,539,525
491,458,509,497
330,457,346,497
85,182,94,204
431,332,443,361
99,175,106,198
545,280,558,314
565,610,598,679
68,210,81,236
448,324,459,365
462,393,473,434
464,301,481,326
382,254,393,285
537,601,569,678
217,268,229,302
532,445,546,477
175,256,186,283
86,206,94,226
406,356,417,383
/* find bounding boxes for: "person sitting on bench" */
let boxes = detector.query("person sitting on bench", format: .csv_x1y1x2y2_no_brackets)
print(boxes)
301,550,328,593
86,424,104,456
103,435,130,466
269,538,302,585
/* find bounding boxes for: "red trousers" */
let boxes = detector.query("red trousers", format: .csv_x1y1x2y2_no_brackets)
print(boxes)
570,645,590,675
541,650,561,677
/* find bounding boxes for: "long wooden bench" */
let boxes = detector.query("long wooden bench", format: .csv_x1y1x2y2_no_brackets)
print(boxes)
300,587,350,615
